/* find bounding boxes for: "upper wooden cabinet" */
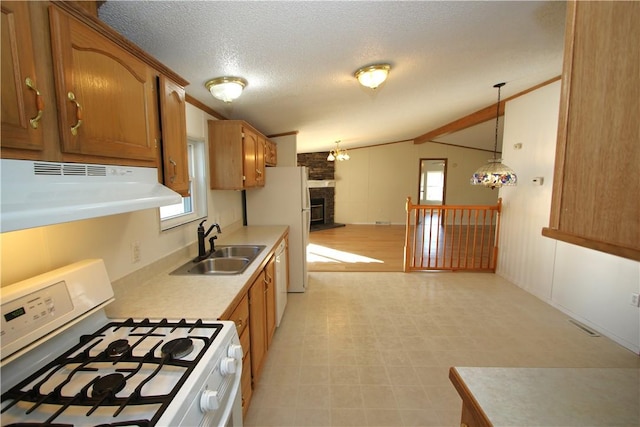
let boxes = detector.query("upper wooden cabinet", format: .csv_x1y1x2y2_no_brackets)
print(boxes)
49,5,158,163
265,139,277,166
208,120,269,190
1,1,44,153
158,75,190,196
542,1,640,261
242,127,263,188
1,1,190,177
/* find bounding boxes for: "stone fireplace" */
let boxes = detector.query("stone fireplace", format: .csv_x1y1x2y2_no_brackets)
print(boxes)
297,152,344,231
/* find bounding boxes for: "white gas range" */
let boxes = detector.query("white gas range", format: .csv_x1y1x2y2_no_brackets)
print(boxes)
0,259,242,427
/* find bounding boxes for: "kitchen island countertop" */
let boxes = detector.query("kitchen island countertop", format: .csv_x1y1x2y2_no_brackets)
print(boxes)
449,366,640,426
105,225,288,321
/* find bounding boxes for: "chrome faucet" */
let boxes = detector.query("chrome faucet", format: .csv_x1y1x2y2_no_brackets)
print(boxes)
195,219,221,261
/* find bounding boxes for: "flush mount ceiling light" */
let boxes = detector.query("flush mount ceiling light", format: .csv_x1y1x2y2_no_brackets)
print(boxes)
470,82,517,189
204,77,247,103
327,140,350,161
354,64,391,89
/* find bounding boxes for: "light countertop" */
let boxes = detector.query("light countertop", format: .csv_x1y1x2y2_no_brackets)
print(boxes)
105,226,288,321
450,367,640,426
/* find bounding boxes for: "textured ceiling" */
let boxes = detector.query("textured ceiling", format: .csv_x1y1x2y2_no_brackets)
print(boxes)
98,1,566,153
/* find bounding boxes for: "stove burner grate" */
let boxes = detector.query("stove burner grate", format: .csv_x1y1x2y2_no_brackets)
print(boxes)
0,318,223,427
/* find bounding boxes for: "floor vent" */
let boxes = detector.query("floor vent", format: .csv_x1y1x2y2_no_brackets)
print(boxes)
375,221,391,225
569,319,600,337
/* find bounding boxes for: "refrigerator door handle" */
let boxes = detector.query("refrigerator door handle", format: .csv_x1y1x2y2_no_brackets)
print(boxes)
304,187,311,211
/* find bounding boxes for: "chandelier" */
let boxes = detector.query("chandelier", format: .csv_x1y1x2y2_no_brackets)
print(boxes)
470,82,517,189
327,140,350,161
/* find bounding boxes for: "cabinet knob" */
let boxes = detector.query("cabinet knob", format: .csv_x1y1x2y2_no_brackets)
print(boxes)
67,91,83,136
25,77,44,129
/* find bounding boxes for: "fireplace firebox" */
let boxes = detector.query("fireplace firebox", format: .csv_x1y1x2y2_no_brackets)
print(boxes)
310,198,325,225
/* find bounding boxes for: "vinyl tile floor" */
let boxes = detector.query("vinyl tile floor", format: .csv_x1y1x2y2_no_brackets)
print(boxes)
244,272,639,426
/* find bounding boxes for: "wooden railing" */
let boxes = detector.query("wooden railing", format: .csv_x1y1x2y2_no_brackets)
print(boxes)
404,197,502,272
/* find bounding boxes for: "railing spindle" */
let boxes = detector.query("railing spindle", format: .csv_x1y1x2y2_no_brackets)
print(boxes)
404,198,501,272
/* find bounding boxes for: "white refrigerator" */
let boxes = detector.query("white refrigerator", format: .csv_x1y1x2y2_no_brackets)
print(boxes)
246,166,310,293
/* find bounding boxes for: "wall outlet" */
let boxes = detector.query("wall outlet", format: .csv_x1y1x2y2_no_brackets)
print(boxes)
631,293,640,307
131,241,141,264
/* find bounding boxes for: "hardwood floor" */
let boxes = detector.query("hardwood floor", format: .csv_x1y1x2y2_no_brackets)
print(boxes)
307,223,497,272
307,225,406,272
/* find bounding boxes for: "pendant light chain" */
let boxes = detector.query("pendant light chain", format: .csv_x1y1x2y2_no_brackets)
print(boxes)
493,82,505,160
470,81,517,189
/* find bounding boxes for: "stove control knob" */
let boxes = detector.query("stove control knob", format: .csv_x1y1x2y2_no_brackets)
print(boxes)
200,389,220,412
227,344,243,360
220,357,237,376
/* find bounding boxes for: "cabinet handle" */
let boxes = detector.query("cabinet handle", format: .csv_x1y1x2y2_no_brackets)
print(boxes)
169,157,177,183
236,318,243,329
25,77,44,129
67,92,83,136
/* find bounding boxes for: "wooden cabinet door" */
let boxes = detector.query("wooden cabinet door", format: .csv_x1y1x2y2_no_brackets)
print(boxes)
158,75,189,196
265,255,276,348
49,5,158,164
543,1,640,261
265,139,277,166
208,120,244,190
1,1,44,153
242,127,259,188
248,270,267,383
256,136,266,187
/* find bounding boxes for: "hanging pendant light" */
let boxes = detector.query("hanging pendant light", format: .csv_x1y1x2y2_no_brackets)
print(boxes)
471,82,517,189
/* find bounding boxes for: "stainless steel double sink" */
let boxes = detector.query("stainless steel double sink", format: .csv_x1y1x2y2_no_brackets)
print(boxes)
170,245,266,275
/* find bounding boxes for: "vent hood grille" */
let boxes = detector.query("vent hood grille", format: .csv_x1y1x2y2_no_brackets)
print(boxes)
33,162,108,177
1,159,182,233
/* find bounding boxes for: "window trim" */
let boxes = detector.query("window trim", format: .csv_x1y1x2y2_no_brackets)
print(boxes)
159,138,207,231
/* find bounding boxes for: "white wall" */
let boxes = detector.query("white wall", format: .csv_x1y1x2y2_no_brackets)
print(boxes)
270,134,298,166
1,104,244,286
334,141,499,224
498,81,640,353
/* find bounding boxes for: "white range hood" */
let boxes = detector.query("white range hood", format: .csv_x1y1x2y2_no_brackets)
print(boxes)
0,159,182,233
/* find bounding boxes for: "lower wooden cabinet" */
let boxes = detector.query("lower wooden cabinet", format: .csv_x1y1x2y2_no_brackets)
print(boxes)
239,323,252,419
222,250,279,417
241,353,252,418
264,255,276,349
223,251,276,414
248,270,267,384
224,294,253,415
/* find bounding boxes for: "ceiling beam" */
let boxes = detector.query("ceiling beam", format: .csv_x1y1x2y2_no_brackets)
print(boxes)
413,76,561,144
